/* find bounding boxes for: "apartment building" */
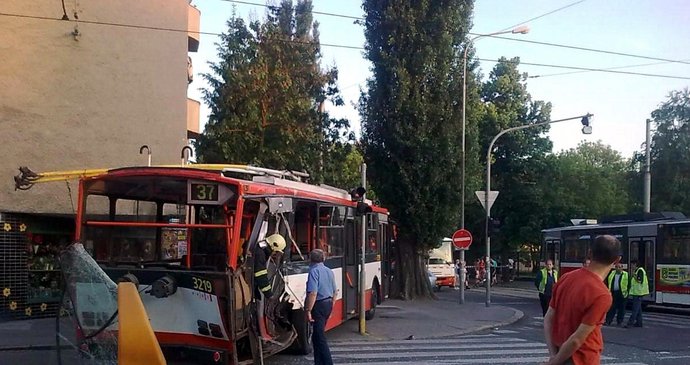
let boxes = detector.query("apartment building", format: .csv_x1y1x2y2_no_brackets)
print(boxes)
0,0,201,319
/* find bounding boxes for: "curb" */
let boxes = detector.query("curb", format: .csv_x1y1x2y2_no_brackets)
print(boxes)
416,306,525,340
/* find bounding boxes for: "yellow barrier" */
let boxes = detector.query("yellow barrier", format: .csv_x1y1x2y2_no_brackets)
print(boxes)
117,282,166,365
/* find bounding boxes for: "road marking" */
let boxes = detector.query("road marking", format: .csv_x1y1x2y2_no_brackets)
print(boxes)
657,355,690,360
326,333,647,365
332,348,551,359
330,342,546,352
492,329,518,334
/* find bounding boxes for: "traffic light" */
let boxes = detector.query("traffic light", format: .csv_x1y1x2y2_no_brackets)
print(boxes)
350,187,366,201
355,201,372,216
581,115,592,135
488,217,502,236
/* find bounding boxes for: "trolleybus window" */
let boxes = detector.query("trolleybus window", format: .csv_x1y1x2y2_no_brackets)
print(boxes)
367,214,379,255
318,205,345,257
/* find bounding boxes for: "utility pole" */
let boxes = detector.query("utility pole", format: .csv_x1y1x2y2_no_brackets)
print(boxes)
359,163,367,335
644,119,651,213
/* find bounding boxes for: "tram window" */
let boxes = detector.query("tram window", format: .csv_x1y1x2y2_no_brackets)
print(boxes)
659,225,690,263
564,237,588,262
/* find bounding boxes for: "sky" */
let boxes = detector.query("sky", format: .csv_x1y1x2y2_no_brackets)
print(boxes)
188,0,690,158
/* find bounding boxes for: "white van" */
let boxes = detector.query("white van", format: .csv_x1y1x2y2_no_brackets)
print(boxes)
427,238,456,290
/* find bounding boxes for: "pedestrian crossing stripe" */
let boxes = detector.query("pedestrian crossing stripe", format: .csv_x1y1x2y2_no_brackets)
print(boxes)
330,342,546,352
322,334,647,365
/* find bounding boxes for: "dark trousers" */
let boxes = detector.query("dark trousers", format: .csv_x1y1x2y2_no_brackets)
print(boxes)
539,293,551,316
627,295,643,326
312,298,333,365
605,291,626,325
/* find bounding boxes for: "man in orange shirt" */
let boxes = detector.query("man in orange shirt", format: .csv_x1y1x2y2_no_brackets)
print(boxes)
542,235,620,365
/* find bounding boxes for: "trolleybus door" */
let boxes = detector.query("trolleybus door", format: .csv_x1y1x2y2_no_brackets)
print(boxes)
344,218,358,315
629,237,655,301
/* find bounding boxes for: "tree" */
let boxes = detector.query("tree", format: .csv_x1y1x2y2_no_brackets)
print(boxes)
195,1,353,186
359,0,474,299
471,57,554,258
632,88,690,214
547,141,634,224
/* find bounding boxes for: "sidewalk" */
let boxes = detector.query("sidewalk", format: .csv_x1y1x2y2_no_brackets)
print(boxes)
325,290,524,342
0,316,77,350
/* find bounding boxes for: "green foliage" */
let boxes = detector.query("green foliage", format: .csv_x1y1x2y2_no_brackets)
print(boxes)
359,0,473,251
546,141,634,224
632,88,690,214
471,58,553,254
195,1,354,186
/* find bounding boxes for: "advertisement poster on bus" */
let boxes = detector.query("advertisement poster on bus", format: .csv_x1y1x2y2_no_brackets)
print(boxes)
657,264,690,294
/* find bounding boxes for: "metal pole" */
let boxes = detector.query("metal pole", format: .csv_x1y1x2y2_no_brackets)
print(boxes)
459,249,466,304
460,28,529,232
359,163,367,335
483,113,592,307
644,119,651,213
485,142,492,307
461,45,470,230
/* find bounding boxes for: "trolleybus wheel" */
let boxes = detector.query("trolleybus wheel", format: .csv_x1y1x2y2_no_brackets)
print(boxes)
365,285,378,320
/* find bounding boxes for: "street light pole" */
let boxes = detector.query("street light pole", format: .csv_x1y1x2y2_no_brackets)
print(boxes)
461,25,529,230
643,118,651,213
484,113,593,307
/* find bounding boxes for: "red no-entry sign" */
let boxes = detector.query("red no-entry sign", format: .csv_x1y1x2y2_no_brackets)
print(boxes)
452,229,473,250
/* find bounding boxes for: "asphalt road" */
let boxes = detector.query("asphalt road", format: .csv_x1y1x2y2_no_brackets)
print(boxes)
267,282,690,365
2,282,688,364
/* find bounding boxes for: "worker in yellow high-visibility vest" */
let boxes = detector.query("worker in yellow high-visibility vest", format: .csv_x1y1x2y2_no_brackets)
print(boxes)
535,259,558,316
605,262,629,326
625,260,649,328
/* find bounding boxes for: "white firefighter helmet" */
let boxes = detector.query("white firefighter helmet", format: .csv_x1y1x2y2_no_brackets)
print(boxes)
265,233,286,252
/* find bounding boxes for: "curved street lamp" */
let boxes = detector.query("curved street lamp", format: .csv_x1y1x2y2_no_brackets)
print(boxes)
461,25,530,230
483,113,593,307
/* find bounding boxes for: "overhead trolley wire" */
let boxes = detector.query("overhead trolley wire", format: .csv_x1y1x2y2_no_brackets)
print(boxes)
528,59,690,79
222,0,690,67
1,11,688,81
476,58,690,80
497,0,586,33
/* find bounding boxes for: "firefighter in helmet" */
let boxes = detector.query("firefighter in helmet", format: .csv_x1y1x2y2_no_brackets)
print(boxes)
254,233,286,299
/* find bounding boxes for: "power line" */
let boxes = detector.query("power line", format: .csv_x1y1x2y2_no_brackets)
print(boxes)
2,11,689,81
482,34,690,66
529,59,690,79
0,11,222,36
222,0,690,67
222,0,362,20
478,58,690,80
497,0,586,32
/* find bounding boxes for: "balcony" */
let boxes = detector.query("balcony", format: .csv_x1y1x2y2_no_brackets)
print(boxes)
188,4,200,52
187,98,201,139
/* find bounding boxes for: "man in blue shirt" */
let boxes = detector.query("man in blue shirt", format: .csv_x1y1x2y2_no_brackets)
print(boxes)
305,249,336,365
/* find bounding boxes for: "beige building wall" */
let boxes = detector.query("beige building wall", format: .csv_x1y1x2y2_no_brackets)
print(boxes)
0,0,198,214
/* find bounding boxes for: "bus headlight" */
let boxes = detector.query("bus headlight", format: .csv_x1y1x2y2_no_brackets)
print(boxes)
151,275,177,298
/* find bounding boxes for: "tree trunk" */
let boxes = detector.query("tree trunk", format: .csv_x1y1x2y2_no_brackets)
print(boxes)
390,238,434,300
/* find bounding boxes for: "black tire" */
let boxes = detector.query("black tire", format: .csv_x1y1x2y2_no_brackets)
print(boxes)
365,286,378,320
288,309,312,355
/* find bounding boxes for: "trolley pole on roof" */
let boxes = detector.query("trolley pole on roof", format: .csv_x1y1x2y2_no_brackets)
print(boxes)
359,163,367,335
